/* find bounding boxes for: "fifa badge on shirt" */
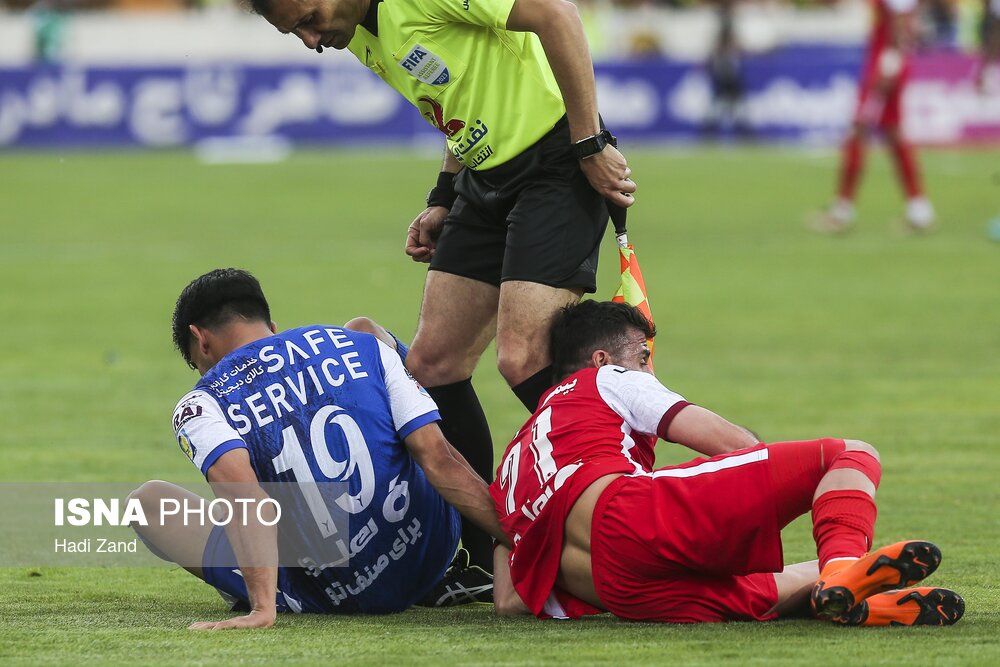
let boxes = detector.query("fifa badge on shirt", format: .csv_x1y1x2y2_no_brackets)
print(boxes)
398,44,450,85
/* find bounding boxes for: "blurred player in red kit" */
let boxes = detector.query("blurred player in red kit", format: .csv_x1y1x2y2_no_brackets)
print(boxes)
490,300,964,626
813,0,934,233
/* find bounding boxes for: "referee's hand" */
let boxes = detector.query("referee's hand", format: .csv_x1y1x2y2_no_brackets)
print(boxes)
580,145,636,208
405,206,448,263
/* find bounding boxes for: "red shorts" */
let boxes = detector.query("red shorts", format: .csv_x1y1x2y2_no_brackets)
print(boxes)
590,439,846,623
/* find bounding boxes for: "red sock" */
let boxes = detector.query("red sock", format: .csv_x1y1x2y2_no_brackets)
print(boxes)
812,490,877,569
837,135,865,200
888,137,924,198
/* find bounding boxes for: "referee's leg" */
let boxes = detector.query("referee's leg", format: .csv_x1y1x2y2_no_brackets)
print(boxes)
407,271,499,572
497,281,582,405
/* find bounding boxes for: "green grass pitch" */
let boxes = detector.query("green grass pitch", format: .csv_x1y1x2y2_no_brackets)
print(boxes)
1,145,998,665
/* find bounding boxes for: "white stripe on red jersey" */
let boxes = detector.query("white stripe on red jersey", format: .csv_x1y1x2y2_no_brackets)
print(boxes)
641,448,769,479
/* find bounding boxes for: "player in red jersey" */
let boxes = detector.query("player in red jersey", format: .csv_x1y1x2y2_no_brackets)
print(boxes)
812,0,934,233
489,301,963,625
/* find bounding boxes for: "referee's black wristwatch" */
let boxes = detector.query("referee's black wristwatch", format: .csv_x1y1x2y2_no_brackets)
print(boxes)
574,130,617,160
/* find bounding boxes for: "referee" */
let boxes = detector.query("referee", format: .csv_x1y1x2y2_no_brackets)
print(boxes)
251,0,637,575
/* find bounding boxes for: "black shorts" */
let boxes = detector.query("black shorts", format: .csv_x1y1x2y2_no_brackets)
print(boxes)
429,116,609,293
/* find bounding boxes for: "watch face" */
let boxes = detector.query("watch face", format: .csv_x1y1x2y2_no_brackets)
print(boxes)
576,134,605,159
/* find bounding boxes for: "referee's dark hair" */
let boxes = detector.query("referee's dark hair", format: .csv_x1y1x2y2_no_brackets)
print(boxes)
172,268,272,369
247,0,274,16
550,300,656,382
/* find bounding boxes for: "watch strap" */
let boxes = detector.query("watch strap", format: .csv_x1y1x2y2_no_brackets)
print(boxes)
574,129,617,160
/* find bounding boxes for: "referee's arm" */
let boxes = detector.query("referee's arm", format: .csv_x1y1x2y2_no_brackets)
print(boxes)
506,0,635,207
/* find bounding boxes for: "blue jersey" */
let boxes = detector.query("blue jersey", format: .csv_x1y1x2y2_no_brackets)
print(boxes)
171,326,460,613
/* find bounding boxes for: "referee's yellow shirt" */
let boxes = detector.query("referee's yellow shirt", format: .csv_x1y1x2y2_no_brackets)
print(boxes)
347,0,567,170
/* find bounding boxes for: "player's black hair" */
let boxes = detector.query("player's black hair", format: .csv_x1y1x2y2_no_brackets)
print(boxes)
172,268,271,369
550,300,656,382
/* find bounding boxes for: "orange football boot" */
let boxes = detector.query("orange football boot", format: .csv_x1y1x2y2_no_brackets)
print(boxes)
812,540,942,621
836,587,964,626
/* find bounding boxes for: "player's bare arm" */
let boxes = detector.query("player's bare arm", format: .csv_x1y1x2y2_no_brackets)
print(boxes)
405,148,462,262
665,405,759,457
506,0,635,208
404,423,512,548
493,544,531,615
588,325,754,456
342,316,397,347
191,449,278,631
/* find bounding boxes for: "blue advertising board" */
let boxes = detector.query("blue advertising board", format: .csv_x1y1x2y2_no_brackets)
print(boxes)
2,46,994,148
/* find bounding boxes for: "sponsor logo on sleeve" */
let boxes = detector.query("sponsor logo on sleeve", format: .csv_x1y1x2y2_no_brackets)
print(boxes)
403,367,430,397
398,44,450,85
177,430,196,462
173,398,204,432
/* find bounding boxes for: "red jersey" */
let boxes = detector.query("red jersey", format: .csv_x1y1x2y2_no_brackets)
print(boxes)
868,0,916,55
855,0,917,126
489,365,691,618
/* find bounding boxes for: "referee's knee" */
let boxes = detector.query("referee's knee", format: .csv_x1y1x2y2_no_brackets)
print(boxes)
406,344,476,387
497,348,544,387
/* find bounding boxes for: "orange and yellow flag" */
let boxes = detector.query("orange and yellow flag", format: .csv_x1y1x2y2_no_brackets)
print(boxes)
611,243,655,371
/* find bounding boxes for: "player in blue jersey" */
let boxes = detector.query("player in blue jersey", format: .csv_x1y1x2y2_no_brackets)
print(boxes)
130,268,507,629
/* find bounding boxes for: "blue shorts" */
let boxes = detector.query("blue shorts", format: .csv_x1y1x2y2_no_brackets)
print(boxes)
201,525,328,613
201,505,461,614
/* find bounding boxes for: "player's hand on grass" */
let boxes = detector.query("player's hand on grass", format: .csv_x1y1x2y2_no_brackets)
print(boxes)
579,145,636,209
405,206,448,263
188,609,275,631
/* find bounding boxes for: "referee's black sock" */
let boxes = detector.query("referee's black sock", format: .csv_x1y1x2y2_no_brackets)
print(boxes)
511,365,555,413
425,378,495,573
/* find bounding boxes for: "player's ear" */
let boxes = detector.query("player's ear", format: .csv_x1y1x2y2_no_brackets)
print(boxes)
188,324,204,345
269,321,277,334
189,324,211,359
590,349,612,368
